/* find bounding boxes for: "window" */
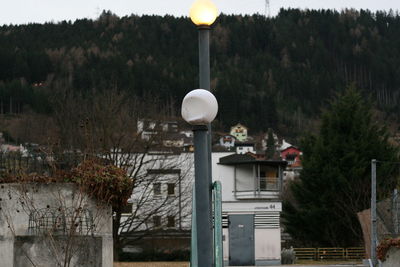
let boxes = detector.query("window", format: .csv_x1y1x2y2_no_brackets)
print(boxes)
153,183,161,195
121,203,133,214
167,216,175,228
167,183,175,195
153,216,161,227
149,122,156,129
259,167,278,190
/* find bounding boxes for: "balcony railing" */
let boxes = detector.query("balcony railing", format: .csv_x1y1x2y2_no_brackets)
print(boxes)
234,176,280,199
259,177,279,191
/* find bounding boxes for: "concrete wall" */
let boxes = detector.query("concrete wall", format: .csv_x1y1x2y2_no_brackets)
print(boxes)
212,152,235,202
0,183,113,267
382,248,400,267
14,236,103,267
255,229,281,261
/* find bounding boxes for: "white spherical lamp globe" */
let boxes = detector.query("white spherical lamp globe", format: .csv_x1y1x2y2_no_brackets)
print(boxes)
189,0,218,26
181,89,218,125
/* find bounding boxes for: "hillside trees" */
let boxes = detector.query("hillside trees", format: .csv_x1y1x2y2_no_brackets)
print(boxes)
2,10,400,137
282,87,399,246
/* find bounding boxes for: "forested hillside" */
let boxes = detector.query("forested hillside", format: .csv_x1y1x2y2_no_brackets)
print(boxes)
1,9,400,143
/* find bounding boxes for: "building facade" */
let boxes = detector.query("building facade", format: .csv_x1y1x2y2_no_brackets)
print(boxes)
124,150,286,265
212,152,286,265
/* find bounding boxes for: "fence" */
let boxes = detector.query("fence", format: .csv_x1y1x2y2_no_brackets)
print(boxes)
293,247,365,261
0,151,83,179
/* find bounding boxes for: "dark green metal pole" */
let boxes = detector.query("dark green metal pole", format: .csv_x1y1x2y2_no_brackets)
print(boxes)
199,26,210,90
193,125,213,267
198,25,214,267
198,25,213,222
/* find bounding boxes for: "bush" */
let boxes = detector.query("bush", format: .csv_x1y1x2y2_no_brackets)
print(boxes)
69,159,133,209
281,247,296,264
377,237,400,262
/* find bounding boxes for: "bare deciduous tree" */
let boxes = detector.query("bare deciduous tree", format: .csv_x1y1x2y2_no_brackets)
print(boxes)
46,88,193,260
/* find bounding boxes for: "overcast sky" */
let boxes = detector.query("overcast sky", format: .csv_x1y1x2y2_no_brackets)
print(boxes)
1,0,399,25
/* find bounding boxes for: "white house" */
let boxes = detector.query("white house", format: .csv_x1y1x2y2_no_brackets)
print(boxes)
218,134,236,150
230,123,249,142
235,142,256,154
212,152,286,266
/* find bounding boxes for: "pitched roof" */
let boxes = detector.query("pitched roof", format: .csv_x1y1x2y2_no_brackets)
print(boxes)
230,123,248,130
218,153,287,166
281,145,300,152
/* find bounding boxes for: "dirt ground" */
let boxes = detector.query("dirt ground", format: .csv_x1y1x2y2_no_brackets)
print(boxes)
114,262,189,267
114,261,363,267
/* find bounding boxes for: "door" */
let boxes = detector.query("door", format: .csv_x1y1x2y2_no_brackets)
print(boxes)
228,214,255,266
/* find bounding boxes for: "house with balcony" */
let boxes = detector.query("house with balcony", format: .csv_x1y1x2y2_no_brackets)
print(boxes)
212,152,287,266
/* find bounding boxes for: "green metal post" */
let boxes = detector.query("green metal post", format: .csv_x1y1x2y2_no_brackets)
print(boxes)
213,181,224,267
190,185,198,267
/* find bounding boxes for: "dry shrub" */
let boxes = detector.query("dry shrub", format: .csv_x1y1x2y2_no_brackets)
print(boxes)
377,237,400,261
70,159,133,208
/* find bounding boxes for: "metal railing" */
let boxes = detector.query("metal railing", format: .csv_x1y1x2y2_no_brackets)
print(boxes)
0,152,83,179
235,176,280,192
190,181,224,267
259,176,279,191
293,247,365,261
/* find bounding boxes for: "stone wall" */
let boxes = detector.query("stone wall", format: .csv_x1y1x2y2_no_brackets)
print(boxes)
0,183,113,267
14,236,103,267
381,248,400,267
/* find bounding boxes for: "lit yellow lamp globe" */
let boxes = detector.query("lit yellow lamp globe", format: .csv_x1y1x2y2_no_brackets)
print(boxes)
189,0,218,26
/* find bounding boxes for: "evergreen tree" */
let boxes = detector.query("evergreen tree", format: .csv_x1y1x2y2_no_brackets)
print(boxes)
282,87,399,247
266,128,276,159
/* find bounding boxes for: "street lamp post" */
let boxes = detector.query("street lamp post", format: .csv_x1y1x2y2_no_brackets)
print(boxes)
188,3,218,266
182,89,218,267
189,0,219,243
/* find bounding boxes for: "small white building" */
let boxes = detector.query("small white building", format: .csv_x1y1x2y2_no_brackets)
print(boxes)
235,142,255,154
212,152,286,266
